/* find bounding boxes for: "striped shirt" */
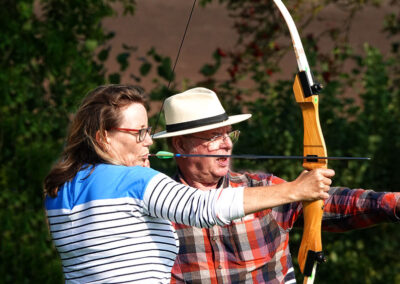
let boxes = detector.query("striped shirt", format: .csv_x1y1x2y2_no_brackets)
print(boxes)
171,171,400,283
45,164,245,283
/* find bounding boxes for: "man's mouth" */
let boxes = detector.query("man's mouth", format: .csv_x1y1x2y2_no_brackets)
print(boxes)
216,157,230,166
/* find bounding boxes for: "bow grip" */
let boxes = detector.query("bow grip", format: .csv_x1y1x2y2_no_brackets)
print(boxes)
293,72,328,278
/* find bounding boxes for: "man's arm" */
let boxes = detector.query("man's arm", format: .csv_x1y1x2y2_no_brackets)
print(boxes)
302,187,400,232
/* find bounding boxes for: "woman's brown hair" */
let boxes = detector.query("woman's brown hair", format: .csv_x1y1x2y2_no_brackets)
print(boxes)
44,85,145,197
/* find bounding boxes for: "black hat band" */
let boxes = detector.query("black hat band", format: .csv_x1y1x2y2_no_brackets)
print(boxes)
166,113,229,133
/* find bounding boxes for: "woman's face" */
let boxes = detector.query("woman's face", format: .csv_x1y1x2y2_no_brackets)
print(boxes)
106,103,153,167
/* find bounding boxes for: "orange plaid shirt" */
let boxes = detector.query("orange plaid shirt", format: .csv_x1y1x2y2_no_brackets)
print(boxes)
171,171,400,283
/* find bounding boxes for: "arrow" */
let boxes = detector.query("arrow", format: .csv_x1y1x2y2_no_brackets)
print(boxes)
149,151,370,161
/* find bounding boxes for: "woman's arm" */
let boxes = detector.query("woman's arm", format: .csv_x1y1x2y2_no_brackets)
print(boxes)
143,168,334,228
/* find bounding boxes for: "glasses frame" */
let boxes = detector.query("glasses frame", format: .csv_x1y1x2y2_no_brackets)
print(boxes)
189,130,240,149
111,126,152,142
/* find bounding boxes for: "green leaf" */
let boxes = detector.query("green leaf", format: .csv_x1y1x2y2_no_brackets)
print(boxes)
117,52,130,71
157,57,173,81
98,47,110,62
200,64,217,76
85,39,98,52
139,62,152,76
108,73,121,84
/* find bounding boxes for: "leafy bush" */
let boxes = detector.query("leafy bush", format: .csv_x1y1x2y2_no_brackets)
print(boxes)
0,0,135,282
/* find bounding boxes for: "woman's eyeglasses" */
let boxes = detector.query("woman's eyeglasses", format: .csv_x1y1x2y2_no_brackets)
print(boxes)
111,127,152,142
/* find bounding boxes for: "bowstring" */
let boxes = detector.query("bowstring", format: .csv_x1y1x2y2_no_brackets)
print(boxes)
151,0,197,136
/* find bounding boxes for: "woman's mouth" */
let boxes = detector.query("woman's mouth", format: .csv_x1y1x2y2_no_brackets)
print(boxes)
141,153,150,167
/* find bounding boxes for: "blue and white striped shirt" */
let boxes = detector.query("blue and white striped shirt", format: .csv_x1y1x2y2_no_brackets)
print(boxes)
45,164,244,283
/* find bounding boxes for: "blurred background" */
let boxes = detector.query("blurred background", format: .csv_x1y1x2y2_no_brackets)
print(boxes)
1,0,399,283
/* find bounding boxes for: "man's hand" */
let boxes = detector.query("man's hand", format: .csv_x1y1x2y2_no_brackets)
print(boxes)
290,169,335,202
243,168,335,215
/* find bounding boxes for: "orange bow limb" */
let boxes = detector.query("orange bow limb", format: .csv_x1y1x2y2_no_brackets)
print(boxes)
293,72,327,283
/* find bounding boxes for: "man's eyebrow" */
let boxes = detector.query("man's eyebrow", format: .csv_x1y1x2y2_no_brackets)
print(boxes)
210,129,232,135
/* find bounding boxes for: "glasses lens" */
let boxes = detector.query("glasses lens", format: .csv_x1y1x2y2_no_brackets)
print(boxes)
206,130,240,151
138,127,152,142
229,130,240,144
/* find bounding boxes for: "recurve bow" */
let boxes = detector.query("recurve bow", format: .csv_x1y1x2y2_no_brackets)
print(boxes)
272,1,327,283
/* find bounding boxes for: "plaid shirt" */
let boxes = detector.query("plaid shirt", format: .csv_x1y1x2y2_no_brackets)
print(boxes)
171,171,400,283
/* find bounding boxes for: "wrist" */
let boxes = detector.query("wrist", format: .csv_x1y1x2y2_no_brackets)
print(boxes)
285,181,299,203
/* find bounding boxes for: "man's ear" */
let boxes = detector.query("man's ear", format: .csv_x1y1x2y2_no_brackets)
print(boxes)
171,136,185,153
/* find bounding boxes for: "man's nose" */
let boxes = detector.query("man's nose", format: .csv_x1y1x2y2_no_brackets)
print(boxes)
220,135,233,149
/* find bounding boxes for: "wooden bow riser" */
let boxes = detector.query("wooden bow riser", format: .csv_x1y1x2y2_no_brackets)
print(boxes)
293,73,327,281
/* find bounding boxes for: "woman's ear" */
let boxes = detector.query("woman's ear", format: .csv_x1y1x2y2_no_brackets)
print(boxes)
95,130,110,152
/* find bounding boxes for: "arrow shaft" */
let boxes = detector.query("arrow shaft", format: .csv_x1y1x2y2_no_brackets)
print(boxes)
148,153,370,160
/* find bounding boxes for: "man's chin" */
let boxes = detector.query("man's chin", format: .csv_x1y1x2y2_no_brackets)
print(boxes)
214,166,230,177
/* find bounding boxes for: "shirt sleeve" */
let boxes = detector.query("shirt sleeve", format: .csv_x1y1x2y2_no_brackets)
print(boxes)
142,172,245,228
321,187,400,232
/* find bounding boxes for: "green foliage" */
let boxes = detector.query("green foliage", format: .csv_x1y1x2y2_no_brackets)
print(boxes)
0,0,136,282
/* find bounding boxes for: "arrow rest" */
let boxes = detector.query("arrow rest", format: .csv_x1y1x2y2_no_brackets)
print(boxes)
311,83,323,94
298,71,323,97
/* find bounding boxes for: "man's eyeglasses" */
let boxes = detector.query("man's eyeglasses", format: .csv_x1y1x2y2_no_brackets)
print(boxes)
111,127,152,142
190,130,240,150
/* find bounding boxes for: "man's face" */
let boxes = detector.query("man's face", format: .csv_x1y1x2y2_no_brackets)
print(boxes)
175,126,234,183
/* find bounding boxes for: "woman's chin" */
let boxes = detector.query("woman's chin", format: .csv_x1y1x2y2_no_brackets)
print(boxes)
136,159,150,168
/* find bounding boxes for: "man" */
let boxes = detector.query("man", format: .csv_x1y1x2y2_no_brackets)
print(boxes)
152,87,400,283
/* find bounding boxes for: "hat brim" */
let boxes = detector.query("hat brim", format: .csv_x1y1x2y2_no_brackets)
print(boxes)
152,114,252,139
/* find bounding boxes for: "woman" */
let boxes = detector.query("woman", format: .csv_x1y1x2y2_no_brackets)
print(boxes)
44,85,333,283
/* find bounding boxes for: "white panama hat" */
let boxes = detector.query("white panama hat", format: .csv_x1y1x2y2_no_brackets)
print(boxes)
152,87,251,139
